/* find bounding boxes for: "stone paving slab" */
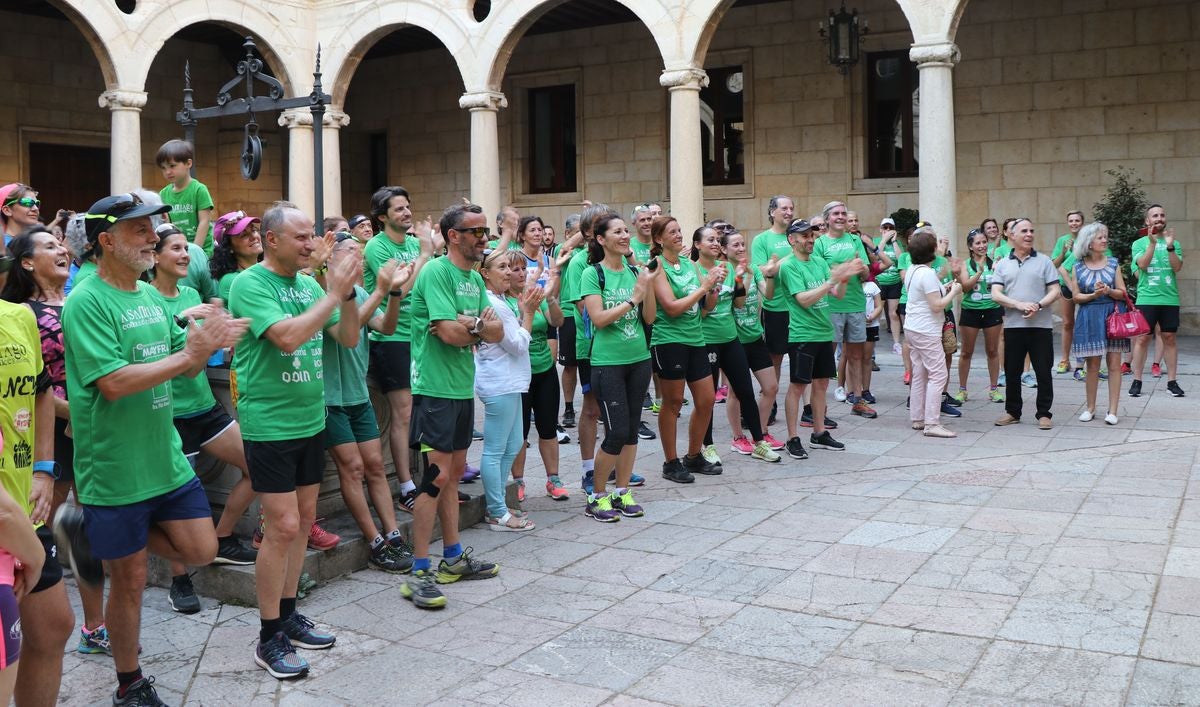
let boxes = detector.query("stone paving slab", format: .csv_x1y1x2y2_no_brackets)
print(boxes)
56,340,1200,705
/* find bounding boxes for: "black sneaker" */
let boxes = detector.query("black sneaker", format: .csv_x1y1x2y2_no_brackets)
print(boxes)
637,421,657,440
800,405,838,429
810,431,845,451
942,392,962,407
1168,380,1185,397
387,535,415,568
213,535,257,566
51,504,104,587
281,611,336,649
1129,380,1142,397
767,401,777,427
683,453,722,475
786,436,808,460
169,573,201,614
369,542,413,574
561,408,576,428
397,488,418,513
643,392,653,410
113,676,167,706
940,400,962,418
661,458,695,484
862,389,876,404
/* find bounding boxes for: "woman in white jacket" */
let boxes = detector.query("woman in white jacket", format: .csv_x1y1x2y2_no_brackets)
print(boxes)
476,248,544,530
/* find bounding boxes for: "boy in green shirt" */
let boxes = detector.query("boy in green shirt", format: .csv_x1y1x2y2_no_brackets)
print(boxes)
157,139,215,256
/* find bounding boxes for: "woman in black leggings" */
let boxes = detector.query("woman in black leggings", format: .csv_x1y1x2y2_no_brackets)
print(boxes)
692,227,782,464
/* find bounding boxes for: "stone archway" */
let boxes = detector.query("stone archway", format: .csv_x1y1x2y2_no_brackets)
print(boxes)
46,0,121,87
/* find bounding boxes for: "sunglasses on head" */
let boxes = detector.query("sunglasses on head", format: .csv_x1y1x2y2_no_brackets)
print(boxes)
84,193,144,226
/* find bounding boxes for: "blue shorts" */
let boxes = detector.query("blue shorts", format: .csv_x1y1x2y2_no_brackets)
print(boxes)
82,477,212,560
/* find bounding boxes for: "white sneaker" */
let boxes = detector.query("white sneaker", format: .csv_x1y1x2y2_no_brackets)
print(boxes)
1104,413,1119,425
1079,409,1094,422
834,386,847,402
892,342,902,355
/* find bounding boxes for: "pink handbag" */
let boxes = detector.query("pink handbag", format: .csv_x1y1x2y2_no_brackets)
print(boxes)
1106,294,1150,339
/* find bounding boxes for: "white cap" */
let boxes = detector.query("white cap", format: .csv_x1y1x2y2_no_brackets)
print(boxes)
880,218,896,227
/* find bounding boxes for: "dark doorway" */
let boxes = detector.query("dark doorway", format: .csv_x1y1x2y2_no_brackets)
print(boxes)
28,143,111,215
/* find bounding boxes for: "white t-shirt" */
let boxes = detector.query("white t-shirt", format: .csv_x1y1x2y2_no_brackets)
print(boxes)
863,281,881,322
903,265,943,336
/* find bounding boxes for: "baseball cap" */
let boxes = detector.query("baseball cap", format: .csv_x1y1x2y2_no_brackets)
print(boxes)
213,210,260,246
348,214,371,230
880,217,895,227
84,193,171,242
787,218,814,235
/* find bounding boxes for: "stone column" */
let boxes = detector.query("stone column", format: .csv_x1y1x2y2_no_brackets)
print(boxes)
278,109,315,217
910,42,960,252
459,91,507,225
322,109,350,219
660,68,708,234
99,89,148,193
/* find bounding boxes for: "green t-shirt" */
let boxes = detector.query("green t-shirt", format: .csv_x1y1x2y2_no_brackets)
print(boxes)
961,257,1000,311
988,240,1012,261
750,229,792,312
228,265,339,441
899,254,949,304
651,258,704,346
579,264,650,366
1132,236,1183,305
408,257,490,399
218,271,241,303
630,239,653,266
160,179,215,256
181,244,218,302
159,285,217,416
322,285,372,407
1051,234,1075,285
778,256,833,343
562,249,593,359
0,302,43,516
874,237,902,286
526,299,553,375
733,266,766,344
364,233,422,343
698,262,737,344
813,232,870,313
63,277,193,505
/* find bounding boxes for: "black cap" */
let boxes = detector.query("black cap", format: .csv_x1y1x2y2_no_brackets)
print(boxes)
84,194,171,241
787,218,814,235
348,214,370,230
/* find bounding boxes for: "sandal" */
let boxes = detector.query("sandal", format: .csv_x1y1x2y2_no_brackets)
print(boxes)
486,512,535,532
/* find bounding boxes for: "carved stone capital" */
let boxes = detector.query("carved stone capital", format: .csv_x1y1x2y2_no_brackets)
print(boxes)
98,89,147,111
323,109,350,128
459,91,508,111
909,42,960,68
659,68,709,90
278,109,313,129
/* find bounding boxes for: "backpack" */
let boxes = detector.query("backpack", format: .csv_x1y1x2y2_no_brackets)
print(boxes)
582,262,639,340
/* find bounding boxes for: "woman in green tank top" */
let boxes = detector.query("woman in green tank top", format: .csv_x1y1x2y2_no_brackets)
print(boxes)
955,229,1004,404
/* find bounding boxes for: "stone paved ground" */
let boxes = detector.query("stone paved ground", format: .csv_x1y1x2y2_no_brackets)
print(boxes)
62,338,1200,706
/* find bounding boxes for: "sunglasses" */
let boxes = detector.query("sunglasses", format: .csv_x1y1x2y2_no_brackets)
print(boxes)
5,197,39,209
84,192,144,226
453,226,491,239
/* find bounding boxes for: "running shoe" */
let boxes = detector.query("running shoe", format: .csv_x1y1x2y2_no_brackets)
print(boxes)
585,493,621,522
610,490,644,518
400,569,446,609
1021,372,1037,388
940,400,962,418
988,386,1005,403
252,511,265,549
643,392,654,409
845,393,859,405
607,470,645,486
169,574,200,614
903,371,912,385
715,385,728,403
851,401,877,419
751,440,782,463
892,342,902,355
281,612,336,649
1168,380,1186,397
661,458,695,484
1054,360,1070,374
650,400,662,415
397,488,418,514
834,386,847,402
785,437,808,460
78,624,112,655
942,392,962,407
762,433,786,450
730,436,754,455
546,475,570,500
213,535,257,566
1121,362,1132,376
1073,369,1085,382
1129,380,1142,397
561,408,576,428
113,676,168,705
952,388,968,404
472,428,484,441
799,408,839,429
1099,369,1108,380
369,543,412,574
436,548,499,583
998,371,1007,386
516,479,526,503
307,522,340,551
557,425,571,444
582,470,594,495
768,401,777,426
461,464,480,483
682,398,691,407
871,359,880,372
1153,362,1163,378
810,431,845,451
637,421,656,440
255,632,308,679
684,452,722,475
701,444,723,467
51,504,103,587
861,389,876,404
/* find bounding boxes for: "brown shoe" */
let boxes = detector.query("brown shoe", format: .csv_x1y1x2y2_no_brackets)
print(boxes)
1038,417,1053,430
994,413,1020,426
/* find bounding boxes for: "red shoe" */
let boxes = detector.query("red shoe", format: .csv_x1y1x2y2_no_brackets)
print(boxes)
1152,362,1162,378
1121,362,1132,375
714,385,728,404
762,433,786,451
307,521,340,551
730,436,754,455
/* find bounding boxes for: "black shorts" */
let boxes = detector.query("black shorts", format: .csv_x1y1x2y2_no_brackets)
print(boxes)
173,403,236,458
959,307,1003,329
866,325,880,342
556,318,579,366
742,337,774,373
1139,304,1180,334
30,525,63,594
369,340,412,392
897,303,907,317
879,282,902,300
54,418,74,484
788,341,837,384
245,433,326,493
547,325,558,341
409,395,474,453
762,309,790,355
652,343,712,382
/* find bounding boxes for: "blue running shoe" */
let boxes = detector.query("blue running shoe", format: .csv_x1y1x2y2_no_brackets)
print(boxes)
255,631,309,679
281,612,335,650
78,624,111,655
607,470,645,487
582,470,594,495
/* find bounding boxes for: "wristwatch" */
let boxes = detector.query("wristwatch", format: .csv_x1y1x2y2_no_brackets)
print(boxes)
468,316,483,335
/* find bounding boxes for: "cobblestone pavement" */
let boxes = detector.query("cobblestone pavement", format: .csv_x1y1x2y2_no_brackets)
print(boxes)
61,339,1200,705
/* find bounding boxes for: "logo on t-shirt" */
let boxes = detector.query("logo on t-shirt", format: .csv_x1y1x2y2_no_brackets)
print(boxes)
120,304,167,331
11,439,30,469
132,340,171,409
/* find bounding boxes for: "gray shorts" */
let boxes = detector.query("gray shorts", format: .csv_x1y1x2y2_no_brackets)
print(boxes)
830,311,867,344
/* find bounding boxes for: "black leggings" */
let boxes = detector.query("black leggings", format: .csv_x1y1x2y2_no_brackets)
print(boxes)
523,367,561,440
705,339,764,444
591,360,653,455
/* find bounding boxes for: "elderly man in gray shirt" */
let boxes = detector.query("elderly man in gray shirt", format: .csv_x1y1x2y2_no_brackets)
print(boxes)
990,218,1061,429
